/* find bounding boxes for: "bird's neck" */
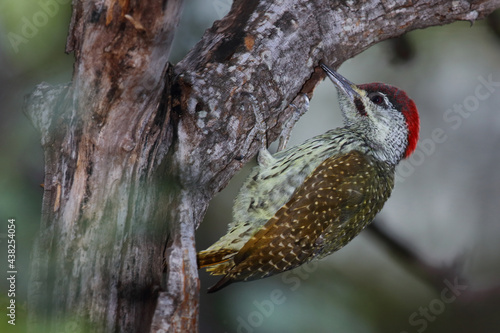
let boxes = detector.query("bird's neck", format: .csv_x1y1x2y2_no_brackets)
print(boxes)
322,126,404,167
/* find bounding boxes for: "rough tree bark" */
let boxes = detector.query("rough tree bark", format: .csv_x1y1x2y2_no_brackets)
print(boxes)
24,0,500,332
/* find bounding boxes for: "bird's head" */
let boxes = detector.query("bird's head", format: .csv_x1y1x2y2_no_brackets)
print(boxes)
320,63,420,165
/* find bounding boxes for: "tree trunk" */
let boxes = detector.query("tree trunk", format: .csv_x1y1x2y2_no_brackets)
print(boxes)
26,1,187,331
25,0,500,332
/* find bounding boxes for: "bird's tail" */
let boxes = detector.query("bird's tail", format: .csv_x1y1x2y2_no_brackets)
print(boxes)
197,248,238,275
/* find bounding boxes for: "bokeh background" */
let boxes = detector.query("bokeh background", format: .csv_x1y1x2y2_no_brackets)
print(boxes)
1,1,500,332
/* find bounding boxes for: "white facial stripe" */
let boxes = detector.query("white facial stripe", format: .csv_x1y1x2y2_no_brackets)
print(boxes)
383,95,391,108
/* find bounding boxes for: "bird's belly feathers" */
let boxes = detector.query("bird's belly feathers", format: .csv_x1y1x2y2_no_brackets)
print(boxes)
228,144,337,245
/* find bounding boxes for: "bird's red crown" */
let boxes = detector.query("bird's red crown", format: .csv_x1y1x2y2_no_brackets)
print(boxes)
359,82,420,159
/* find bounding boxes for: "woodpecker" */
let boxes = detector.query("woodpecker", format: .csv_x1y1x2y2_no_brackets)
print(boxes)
198,63,420,293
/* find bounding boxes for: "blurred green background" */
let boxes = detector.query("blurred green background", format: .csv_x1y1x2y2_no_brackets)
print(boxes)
1,1,500,332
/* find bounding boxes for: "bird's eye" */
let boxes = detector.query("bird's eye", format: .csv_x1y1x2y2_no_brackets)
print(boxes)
370,93,385,106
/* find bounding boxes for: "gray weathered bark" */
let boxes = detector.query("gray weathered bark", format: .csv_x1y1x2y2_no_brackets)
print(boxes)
24,0,500,332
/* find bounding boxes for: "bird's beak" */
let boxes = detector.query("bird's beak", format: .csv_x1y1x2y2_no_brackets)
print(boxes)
320,63,362,101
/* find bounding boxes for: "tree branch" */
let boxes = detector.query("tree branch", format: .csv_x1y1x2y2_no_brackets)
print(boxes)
172,0,500,201
367,221,463,291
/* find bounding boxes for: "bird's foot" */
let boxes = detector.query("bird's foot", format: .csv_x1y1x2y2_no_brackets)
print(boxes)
277,93,310,152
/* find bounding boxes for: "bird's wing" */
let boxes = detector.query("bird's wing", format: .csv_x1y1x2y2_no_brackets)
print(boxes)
208,150,380,292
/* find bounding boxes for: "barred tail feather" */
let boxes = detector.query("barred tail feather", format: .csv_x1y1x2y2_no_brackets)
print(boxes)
197,248,238,274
